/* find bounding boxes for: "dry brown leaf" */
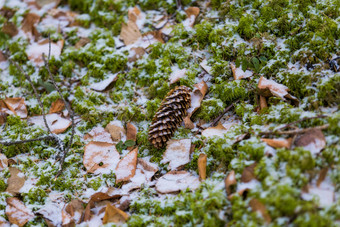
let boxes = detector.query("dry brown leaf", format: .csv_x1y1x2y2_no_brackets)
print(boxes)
64,199,84,224
28,113,71,134
294,128,326,155
3,98,27,118
61,208,74,227
0,216,10,226
261,138,292,149
161,139,191,171
1,21,18,37
230,62,253,80
90,73,118,92
0,51,5,62
126,123,137,142
169,68,187,85
103,204,129,225
6,197,34,226
198,153,207,181
201,123,228,138
21,12,40,39
0,153,8,171
316,168,328,187
156,171,200,194
187,81,208,117
183,7,200,27
200,59,212,74
183,116,194,129
35,0,61,8
75,37,91,49
6,167,25,195
83,200,95,222
128,47,145,62
84,126,114,143
36,203,62,227
241,163,256,183
259,95,267,110
225,170,236,195
137,158,159,181
26,39,64,65
249,198,271,223
83,141,120,174
258,76,298,104
115,148,138,183
105,120,126,142
128,6,142,23
49,99,65,114
120,20,141,45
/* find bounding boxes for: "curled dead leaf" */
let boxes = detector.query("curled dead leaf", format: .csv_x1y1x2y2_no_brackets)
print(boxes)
6,197,34,226
225,170,236,195
115,148,138,183
126,123,137,142
187,81,208,117
183,7,200,28
316,168,328,187
294,128,326,155
2,98,27,118
249,198,271,223
49,99,65,114
259,95,267,110
83,142,120,174
241,163,256,183
6,167,25,195
183,116,194,129
198,153,207,181
103,204,129,224
161,139,191,171
261,138,292,149
105,120,126,142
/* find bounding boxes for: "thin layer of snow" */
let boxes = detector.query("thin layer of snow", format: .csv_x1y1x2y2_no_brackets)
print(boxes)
156,171,200,193
162,139,191,170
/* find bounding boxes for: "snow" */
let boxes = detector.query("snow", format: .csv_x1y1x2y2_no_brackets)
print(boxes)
200,59,212,74
90,73,118,91
161,139,191,170
156,171,200,194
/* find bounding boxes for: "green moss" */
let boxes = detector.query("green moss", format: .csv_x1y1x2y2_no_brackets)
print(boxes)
317,74,340,106
23,187,47,204
0,180,6,192
211,80,249,104
196,98,225,122
237,14,256,40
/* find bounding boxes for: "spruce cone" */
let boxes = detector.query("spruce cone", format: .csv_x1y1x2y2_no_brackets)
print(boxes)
148,86,191,148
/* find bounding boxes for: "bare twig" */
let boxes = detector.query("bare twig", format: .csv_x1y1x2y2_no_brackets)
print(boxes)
262,124,329,135
42,35,75,178
275,115,328,131
210,100,240,127
0,135,55,146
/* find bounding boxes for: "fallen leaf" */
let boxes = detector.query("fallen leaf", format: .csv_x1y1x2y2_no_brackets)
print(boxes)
0,112,7,125
6,167,25,195
3,98,27,118
0,51,5,62
84,126,114,143
183,7,200,28
156,171,200,194
61,207,74,227
6,197,34,226
183,116,194,129
169,68,187,85
259,95,267,110
115,148,138,183
128,6,141,22
21,12,40,39
258,76,298,103
64,199,84,224
128,47,145,62
137,158,159,181
83,200,95,222
261,138,292,149
230,62,253,80
161,139,191,171
294,128,326,155
36,203,62,227
83,142,120,174
197,153,207,181
0,216,10,227
120,20,141,45
103,204,129,224
241,163,256,183
302,185,335,208
35,0,61,8
1,21,18,37
90,73,118,91
249,198,271,223
140,30,164,49
49,99,65,113
105,120,126,142
75,37,91,49
225,170,236,195
200,59,212,74
316,168,328,187
0,153,8,171
28,113,71,134
88,189,122,203
26,39,64,65
126,123,137,142
201,123,228,138
187,81,208,117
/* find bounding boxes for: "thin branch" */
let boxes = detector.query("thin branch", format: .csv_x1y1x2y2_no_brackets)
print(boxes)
210,100,240,127
262,124,329,135
0,135,55,146
42,36,75,178
275,115,328,131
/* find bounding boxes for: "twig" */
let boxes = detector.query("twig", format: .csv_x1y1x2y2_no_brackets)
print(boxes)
42,35,75,178
260,115,328,135
0,135,55,146
262,124,329,135
210,100,239,127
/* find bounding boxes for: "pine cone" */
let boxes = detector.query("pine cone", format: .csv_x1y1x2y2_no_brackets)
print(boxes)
148,86,191,148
